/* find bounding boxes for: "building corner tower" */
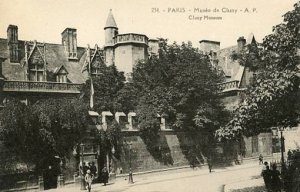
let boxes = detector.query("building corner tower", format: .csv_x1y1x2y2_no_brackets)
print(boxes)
104,9,118,66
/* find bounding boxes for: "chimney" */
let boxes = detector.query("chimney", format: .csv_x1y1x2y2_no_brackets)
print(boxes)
61,28,77,59
199,40,220,54
148,39,159,56
199,40,220,65
237,36,246,52
7,25,19,63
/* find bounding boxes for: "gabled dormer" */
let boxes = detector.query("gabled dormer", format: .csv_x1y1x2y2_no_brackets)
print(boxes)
25,41,47,82
82,45,105,76
90,45,105,76
53,65,68,83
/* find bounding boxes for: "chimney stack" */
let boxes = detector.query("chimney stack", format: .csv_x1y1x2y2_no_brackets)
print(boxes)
7,25,19,63
199,40,220,54
237,36,246,52
61,28,77,59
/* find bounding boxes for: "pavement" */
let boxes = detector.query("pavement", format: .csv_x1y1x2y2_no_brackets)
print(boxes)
48,159,266,192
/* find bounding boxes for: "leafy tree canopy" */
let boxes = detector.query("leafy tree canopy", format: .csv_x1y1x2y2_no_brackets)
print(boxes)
0,98,89,173
216,2,300,141
132,40,229,133
81,63,126,112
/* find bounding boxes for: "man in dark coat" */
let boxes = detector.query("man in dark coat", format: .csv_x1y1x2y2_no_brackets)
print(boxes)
101,166,109,186
270,164,282,192
90,162,97,182
262,165,272,191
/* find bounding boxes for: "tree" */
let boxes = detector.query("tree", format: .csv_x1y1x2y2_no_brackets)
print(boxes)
130,40,230,164
133,40,229,132
0,98,89,173
216,2,300,140
81,63,126,112
81,63,127,161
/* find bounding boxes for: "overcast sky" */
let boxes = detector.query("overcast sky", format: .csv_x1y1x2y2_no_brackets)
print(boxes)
0,0,298,49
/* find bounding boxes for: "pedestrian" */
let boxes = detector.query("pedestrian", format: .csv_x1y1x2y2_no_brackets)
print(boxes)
90,162,97,178
259,154,263,165
85,169,94,192
102,166,109,186
287,149,292,159
262,161,268,172
287,149,292,165
80,162,88,189
262,165,272,191
207,156,213,173
128,168,134,184
270,164,282,192
235,152,242,165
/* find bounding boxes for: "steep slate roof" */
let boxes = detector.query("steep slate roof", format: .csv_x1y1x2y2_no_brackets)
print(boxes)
104,9,118,29
217,34,256,85
53,65,68,74
0,38,90,83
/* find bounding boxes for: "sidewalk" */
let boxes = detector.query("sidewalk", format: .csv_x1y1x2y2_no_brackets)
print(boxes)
223,178,265,192
49,159,262,192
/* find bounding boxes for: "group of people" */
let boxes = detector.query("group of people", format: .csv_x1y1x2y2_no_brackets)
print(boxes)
261,161,282,192
80,162,109,192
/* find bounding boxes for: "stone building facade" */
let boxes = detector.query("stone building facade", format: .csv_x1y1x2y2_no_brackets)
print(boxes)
0,10,158,107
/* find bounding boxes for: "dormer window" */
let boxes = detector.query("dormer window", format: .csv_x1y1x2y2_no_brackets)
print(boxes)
91,64,101,75
54,65,68,83
90,48,104,76
29,63,45,81
26,41,47,82
57,74,67,83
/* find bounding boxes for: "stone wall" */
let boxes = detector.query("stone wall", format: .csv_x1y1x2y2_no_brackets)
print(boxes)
114,131,207,174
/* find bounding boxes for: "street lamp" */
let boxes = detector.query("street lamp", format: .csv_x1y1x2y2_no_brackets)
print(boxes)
80,143,85,190
109,145,116,173
279,128,286,171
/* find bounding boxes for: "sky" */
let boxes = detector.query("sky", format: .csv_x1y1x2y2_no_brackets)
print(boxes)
0,0,298,49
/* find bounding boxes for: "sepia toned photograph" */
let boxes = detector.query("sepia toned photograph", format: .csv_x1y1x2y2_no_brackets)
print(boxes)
0,0,299,191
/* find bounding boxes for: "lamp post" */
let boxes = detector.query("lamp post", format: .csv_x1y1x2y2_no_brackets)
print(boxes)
279,128,286,171
124,140,133,184
128,142,133,184
109,145,116,173
80,143,85,190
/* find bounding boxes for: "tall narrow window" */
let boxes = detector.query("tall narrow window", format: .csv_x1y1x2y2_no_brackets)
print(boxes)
29,63,44,82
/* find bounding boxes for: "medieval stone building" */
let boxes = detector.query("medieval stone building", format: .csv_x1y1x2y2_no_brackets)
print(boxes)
0,10,159,107
0,10,274,190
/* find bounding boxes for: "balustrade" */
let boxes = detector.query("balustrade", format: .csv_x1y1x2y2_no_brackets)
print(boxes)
218,80,239,92
3,80,81,93
114,34,148,45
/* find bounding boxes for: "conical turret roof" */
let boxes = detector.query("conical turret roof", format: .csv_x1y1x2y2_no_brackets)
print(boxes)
104,9,118,29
